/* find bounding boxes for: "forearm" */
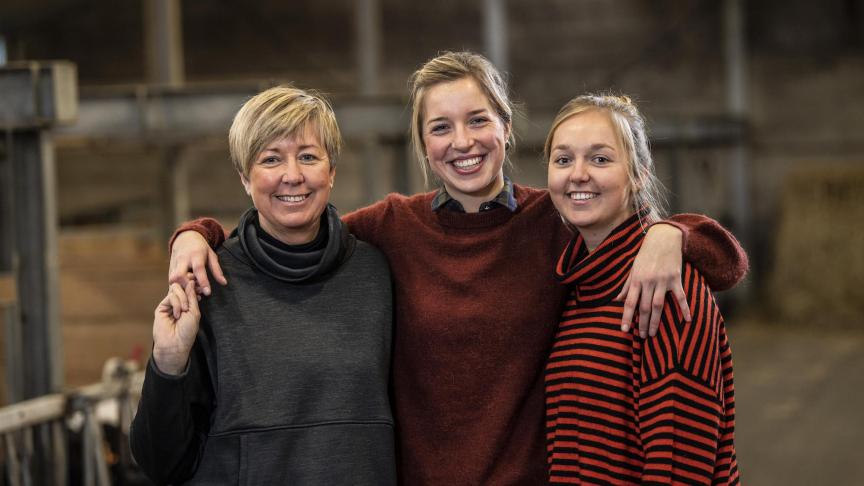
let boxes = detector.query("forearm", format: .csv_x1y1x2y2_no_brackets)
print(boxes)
663,214,749,291
130,357,210,484
168,217,228,251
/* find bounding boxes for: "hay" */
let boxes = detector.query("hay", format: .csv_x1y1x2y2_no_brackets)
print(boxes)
770,166,864,327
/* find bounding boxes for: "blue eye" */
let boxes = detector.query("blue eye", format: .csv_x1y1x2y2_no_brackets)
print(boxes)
261,156,280,165
430,124,449,134
593,155,611,164
469,117,489,126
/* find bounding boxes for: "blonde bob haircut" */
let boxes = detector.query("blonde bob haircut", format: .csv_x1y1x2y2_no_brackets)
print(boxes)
544,94,666,225
408,51,515,186
229,85,341,178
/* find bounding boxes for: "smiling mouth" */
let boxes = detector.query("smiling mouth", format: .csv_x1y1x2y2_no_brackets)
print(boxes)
568,192,598,201
274,194,309,203
450,155,484,172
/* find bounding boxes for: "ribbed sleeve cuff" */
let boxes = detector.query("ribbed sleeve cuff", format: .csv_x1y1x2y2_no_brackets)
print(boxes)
168,218,229,252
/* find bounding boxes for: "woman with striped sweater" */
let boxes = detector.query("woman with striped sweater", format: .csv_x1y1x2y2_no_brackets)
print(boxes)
544,95,739,485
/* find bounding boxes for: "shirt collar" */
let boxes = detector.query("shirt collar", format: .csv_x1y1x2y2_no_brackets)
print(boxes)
431,176,518,213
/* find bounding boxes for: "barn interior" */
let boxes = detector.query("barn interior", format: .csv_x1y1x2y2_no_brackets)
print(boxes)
0,0,862,484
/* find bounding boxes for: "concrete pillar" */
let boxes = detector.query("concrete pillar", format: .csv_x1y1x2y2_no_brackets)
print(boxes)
159,145,190,243
724,0,752,255
144,0,185,86
356,0,381,96
484,0,509,73
355,0,384,203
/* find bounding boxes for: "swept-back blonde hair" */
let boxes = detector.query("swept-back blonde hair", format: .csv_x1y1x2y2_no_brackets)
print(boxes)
408,51,515,186
229,85,341,177
544,94,666,224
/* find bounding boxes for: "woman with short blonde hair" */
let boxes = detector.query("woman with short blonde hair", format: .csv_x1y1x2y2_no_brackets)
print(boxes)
131,86,396,485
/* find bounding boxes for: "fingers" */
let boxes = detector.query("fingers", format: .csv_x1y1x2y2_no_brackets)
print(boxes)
168,254,190,287
184,280,201,317
638,282,656,338
156,293,173,318
191,258,212,296
620,281,640,333
166,283,188,320
671,281,692,322
647,286,666,338
615,273,632,302
207,249,228,286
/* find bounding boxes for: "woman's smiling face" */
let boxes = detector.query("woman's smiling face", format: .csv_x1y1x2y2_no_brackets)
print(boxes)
421,77,510,212
547,109,633,248
241,125,335,245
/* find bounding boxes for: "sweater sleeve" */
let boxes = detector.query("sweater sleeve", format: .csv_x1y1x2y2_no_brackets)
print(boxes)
130,343,214,485
638,263,739,485
342,196,396,248
168,218,229,252
663,214,748,292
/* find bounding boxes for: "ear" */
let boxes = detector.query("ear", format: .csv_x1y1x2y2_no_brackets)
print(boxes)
328,166,337,189
239,171,252,196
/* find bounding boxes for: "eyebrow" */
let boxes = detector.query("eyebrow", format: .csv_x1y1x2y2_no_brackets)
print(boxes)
261,144,322,152
552,142,615,152
426,108,490,126
296,144,322,151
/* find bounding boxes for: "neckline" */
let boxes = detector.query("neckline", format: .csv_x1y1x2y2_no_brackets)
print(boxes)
431,184,522,230
555,210,648,304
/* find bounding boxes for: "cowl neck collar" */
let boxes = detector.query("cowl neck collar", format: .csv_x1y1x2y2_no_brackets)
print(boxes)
555,209,649,305
235,204,354,283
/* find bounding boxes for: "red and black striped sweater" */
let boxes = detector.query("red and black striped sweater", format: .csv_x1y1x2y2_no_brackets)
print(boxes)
545,211,739,485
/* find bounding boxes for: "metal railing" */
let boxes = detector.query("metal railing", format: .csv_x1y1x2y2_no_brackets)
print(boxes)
0,358,144,486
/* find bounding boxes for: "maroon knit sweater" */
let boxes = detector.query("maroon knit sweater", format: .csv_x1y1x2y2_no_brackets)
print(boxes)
175,184,748,485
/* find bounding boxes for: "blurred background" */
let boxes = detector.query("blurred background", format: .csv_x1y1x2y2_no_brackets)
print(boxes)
0,0,862,484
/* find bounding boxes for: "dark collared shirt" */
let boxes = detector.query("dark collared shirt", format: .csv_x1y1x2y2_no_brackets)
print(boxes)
430,176,518,213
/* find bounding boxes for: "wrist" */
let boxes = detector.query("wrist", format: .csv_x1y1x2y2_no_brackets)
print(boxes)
152,347,189,376
647,222,683,248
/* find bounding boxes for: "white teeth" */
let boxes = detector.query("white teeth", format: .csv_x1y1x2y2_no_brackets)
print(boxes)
276,195,306,202
453,156,482,168
569,192,597,200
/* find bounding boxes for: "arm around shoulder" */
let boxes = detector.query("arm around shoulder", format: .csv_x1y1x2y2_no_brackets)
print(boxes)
168,217,228,252
663,213,749,292
342,194,402,247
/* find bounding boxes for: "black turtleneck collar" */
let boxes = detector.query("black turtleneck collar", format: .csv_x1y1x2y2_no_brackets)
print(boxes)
253,213,329,255
234,204,355,283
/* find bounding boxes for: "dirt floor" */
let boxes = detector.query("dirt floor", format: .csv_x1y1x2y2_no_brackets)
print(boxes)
729,320,864,485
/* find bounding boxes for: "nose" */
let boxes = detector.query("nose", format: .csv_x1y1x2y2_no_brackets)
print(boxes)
281,160,304,184
569,159,590,183
452,124,473,151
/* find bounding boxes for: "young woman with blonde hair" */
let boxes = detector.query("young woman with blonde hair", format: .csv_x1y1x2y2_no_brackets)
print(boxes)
544,94,739,484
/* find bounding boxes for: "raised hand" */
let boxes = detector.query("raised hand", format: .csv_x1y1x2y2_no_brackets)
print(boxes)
152,281,201,376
